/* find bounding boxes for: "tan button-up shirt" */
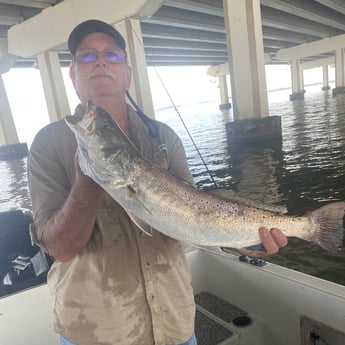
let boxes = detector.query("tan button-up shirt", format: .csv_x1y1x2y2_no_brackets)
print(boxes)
28,105,196,345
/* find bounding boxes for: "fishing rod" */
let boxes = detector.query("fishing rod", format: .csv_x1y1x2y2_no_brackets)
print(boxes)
125,89,218,188
127,23,219,188
125,90,159,138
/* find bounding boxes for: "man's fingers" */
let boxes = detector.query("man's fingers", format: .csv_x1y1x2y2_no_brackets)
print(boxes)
258,227,288,256
258,227,279,255
270,227,288,247
240,227,288,258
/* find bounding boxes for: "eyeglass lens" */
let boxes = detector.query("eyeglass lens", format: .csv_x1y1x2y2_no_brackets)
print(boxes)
76,49,126,64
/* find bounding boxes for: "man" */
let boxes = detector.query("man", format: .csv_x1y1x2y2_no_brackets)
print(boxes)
28,19,287,345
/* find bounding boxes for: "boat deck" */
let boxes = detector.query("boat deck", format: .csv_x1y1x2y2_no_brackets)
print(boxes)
194,291,255,345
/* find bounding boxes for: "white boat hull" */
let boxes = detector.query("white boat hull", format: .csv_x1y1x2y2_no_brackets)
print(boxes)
188,247,345,345
0,283,59,345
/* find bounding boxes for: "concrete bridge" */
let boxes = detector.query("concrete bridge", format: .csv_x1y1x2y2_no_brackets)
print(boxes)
1,0,345,145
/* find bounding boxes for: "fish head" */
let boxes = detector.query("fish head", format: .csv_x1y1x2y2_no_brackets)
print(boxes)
66,100,127,155
65,100,135,186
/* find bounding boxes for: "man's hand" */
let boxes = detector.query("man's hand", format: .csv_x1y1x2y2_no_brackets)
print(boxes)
239,227,288,258
74,153,103,193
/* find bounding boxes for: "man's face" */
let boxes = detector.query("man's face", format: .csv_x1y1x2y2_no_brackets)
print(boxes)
69,32,131,105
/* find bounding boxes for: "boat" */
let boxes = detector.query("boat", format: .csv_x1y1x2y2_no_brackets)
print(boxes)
188,247,345,345
1,208,345,345
0,210,57,345
0,143,28,161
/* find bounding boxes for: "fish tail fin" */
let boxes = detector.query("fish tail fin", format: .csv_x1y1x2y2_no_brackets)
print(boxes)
308,202,345,253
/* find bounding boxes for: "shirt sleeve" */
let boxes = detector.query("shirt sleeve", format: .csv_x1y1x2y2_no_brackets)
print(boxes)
28,121,76,248
159,123,195,186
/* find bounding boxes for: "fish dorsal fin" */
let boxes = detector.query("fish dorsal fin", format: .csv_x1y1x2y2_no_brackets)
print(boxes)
210,189,287,214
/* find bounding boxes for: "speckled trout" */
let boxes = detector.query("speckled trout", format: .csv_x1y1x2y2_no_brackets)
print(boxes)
65,102,345,253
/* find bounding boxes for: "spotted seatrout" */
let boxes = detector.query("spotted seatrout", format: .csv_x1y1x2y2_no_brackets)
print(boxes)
65,102,345,253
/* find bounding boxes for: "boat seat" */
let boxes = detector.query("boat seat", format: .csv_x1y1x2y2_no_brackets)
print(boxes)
0,210,52,297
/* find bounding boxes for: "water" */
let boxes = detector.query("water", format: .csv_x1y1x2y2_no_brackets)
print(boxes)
155,89,345,286
0,158,31,213
2,87,345,285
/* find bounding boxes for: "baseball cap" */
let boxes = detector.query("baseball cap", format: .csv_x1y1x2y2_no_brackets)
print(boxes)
68,19,126,56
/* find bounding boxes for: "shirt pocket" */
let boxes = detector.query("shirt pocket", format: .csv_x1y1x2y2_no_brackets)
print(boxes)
89,195,125,249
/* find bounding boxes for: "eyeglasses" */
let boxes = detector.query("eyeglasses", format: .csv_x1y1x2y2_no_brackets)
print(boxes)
74,48,127,64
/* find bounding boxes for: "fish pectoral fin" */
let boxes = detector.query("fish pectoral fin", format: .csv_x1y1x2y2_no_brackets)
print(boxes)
125,185,153,236
127,212,153,236
126,185,153,216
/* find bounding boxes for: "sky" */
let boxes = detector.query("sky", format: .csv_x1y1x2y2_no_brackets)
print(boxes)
1,64,333,147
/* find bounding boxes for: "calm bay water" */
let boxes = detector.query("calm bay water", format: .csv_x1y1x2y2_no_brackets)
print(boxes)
2,86,345,285
155,88,345,286
0,158,31,213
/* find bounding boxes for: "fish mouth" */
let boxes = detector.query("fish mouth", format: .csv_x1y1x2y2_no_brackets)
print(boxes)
80,101,98,133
